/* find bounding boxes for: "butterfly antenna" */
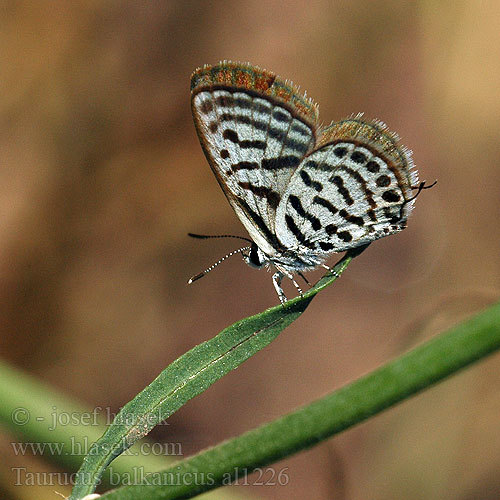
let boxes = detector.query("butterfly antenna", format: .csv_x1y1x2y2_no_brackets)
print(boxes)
188,246,251,284
188,233,253,243
408,179,437,203
398,180,437,220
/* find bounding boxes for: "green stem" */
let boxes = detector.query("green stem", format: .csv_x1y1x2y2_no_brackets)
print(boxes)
0,360,253,500
99,301,500,500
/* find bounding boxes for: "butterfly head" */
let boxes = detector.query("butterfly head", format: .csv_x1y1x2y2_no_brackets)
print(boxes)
243,243,268,269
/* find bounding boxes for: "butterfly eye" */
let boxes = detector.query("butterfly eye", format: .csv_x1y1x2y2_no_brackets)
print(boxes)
246,243,265,269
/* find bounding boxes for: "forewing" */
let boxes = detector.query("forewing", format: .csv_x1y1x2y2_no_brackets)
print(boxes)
191,62,318,254
275,117,418,254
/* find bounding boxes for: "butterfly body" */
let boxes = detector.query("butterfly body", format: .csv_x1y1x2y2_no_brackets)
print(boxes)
190,62,421,302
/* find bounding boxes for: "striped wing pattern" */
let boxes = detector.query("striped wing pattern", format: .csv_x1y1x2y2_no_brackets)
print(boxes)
191,63,317,256
191,62,418,274
276,118,417,254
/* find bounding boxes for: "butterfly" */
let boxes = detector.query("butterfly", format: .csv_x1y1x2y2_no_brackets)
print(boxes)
189,61,432,303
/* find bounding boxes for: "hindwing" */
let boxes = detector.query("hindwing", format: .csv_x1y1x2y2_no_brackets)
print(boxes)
275,117,418,253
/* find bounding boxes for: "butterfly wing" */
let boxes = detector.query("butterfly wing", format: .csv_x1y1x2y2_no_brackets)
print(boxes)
275,117,418,254
191,62,319,256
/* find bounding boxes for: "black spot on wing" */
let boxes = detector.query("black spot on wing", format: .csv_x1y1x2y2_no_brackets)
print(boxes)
334,146,348,158
319,241,335,251
261,156,301,170
269,127,309,154
302,157,380,223
234,96,252,109
313,196,338,215
350,151,367,164
238,182,281,210
306,159,378,219
215,94,234,107
330,175,354,205
366,160,380,173
222,129,267,150
382,190,401,203
376,175,391,187
222,129,239,142
241,139,267,150
285,214,316,249
337,231,353,242
300,170,323,191
289,195,321,231
339,209,365,226
220,112,258,126
199,99,213,114
272,110,290,123
325,224,338,235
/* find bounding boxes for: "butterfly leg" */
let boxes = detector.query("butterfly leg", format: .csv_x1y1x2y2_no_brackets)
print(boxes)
321,263,339,277
287,273,304,297
272,272,288,304
297,271,312,287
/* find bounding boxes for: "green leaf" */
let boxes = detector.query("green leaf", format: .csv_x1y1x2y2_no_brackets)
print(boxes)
69,251,359,499
0,360,254,500
98,300,500,500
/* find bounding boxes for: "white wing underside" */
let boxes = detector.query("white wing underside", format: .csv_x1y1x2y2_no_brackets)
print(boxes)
192,89,315,256
192,87,417,272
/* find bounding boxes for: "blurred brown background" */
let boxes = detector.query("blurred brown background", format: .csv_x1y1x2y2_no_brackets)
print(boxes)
1,1,500,499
